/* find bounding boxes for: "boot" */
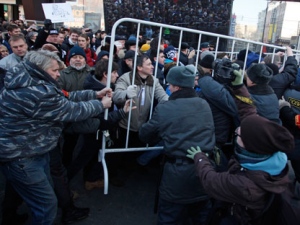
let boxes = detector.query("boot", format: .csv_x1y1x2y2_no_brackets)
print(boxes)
61,205,90,224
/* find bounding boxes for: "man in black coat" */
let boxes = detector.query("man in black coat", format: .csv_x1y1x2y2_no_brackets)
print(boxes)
139,65,215,225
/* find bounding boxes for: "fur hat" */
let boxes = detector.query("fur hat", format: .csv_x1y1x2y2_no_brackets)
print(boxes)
68,45,86,61
166,65,196,88
240,115,294,155
265,63,279,76
163,45,177,60
247,64,273,84
200,54,214,69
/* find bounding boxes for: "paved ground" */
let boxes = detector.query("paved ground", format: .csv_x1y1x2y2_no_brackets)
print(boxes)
66,160,160,225
13,156,161,225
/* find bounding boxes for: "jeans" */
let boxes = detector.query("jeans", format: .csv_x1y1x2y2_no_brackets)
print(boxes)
0,153,57,225
157,198,212,225
49,145,72,209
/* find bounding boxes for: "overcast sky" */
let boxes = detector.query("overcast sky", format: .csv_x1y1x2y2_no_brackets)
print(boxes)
232,0,268,25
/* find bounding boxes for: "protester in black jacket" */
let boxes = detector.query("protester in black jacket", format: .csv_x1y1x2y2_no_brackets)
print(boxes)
269,46,298,99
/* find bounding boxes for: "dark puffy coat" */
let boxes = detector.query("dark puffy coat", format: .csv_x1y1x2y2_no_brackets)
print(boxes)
198,76,239,146
269,56,298,99
248,84,281,124
139,88,215,203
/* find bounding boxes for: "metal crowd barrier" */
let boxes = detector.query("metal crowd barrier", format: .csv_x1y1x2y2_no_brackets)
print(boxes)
100,18,300,194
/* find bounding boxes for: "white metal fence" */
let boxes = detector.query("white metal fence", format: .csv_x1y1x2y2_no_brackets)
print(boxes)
100,18,300,194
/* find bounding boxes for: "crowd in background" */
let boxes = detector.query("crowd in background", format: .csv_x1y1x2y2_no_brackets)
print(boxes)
104,0,232,38
0,14,300,225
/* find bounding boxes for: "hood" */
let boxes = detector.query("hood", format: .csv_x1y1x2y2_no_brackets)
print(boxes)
4,61,59,90
229,157,290,194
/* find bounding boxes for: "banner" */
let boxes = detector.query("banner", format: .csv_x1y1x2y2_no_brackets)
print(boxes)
42,3,74,23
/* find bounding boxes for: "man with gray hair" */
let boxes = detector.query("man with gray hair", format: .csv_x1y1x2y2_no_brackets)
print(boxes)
0,50,112,225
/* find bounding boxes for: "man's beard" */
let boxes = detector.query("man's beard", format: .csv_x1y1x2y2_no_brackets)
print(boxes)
70,63,86,71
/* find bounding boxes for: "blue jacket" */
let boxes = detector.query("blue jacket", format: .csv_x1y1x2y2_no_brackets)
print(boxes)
0,61,105,161
248,84,281,124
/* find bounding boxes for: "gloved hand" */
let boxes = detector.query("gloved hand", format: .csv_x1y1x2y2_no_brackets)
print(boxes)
186,146,203,160
126,85,137,99
279,98,291,110
44,19,53,31
231,69,243,86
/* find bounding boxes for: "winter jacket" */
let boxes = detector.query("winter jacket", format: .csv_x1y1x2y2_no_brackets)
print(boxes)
113,71,168,132
269,56,298,99
179,52,194,65
192,84,291,224
0,61,105,161
194,153,290,224
139,88,215,203
247,84,281,124
153,61,165,86
34,28,65,61
58,65,93,91
198,76,240,146
0,52,27,70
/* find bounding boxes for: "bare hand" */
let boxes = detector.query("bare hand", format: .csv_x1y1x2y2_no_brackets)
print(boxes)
123,99,137,113
101,96,112,108
188,50,196,58
96,88,112,98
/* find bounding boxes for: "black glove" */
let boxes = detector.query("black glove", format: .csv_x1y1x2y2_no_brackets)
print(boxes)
44,19,53,31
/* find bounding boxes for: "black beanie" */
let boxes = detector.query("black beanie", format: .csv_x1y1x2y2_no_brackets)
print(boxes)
247,64,273,84
68,45,86,61
199,54,214,69
240,115,294,155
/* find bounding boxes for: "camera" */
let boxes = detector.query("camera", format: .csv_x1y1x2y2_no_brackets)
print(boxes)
213,58,240,85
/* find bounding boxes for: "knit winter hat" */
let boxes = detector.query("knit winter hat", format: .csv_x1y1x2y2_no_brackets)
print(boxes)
97,51,109,62
247,63,273,84
199,54,214,69
140,44,150,53
164,45,177,60
68,45,86,61
240,115,295,155
166,65,195,88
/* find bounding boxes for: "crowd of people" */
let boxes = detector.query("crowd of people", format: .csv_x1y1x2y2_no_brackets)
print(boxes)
104,0,232,38
0,15,300,225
